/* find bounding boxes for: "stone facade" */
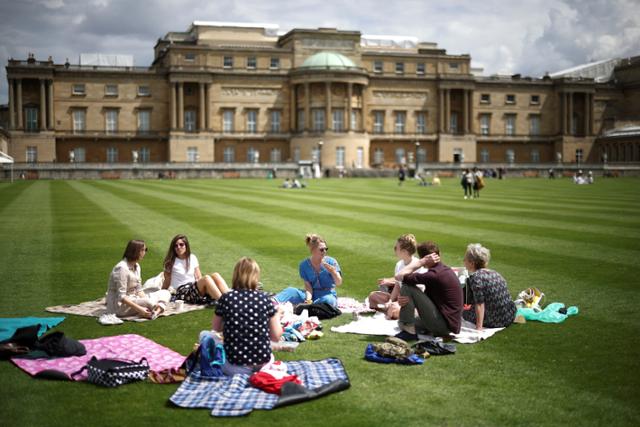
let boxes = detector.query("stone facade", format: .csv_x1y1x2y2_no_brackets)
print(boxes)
3,23,640,168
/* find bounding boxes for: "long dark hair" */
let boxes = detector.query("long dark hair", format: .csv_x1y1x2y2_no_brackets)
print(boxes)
123,239,146,262
163,234,192,272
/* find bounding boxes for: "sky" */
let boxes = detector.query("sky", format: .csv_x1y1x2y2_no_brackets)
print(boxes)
1,0,639,104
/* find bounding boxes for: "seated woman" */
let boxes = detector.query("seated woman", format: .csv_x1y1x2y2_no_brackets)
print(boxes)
212,257,283,376
462,243,517,330
162,234,229,304
106,239,171,319
275,234,342,307
368,234,427,319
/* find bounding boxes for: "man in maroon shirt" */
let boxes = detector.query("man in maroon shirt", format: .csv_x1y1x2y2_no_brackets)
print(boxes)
394,241,463,339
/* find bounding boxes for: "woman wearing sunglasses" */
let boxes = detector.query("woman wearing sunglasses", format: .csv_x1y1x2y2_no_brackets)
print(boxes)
275,233,342,307
162,234,229,304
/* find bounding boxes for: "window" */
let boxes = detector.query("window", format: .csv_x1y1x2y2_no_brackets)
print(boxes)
506,94,516,104
26,146,37,163
247,56,257,69
416,112,426,134
270,148,281,163
105,109,118,133
351,110,358,131
373,60,383,73
106,147,118,163
293,147,301,162
72,84,85,95
395,62,404,74
417,147,427,163
505,114,516,136
72,110,86,133
187,147,198,162
450,112,458,134
356,147,364,168
395,111,406,134
395,148,406,164
572,114,578,135
297,110,305,132
506,149,515,164
332,109,344,132
576,148,584,164
139,147,150,163
416,63,425,75
530,115,540,136
223,146,235,163
373,148,384,165
270,57,280,69
531,94,540,105
336,146,345,167
137,110,151,133
223,110,234,132
480,94,491,104
449,62,459,70
105,84,118,96
223,56,233,68
313,109,325,131
480,114,491,135
25,107,38,132
247,147,259,163
374,111,384,134
246,109,258,133
73,147,86,163
480,148,489,163
270,110,281,133
184,53,196,62
531,149,540,163
137,85,150,97
184,110,196,132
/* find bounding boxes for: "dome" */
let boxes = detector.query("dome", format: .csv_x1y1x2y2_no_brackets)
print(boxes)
300,51,357,70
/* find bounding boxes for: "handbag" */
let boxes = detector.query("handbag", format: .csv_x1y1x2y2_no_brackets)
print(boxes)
72,356,149,387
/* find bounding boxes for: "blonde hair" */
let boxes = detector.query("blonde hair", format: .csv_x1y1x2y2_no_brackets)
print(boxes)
232,257,261,290
305,233,326,250
465,243,491,269
396,234,417,254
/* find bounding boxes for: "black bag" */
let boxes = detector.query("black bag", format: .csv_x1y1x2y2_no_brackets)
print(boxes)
294,302,342,320
72,356,149,387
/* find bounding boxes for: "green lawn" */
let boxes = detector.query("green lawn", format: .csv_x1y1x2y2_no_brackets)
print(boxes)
0,177,638,426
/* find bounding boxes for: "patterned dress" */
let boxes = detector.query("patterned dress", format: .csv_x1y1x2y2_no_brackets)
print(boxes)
462,269,517,328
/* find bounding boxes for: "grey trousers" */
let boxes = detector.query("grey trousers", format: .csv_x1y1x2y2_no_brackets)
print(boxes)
399,285,450,337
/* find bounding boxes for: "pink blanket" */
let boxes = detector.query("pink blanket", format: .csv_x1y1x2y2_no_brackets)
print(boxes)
11,334,186,381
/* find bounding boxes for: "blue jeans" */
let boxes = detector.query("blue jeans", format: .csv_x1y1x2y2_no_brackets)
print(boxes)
275,287,337,307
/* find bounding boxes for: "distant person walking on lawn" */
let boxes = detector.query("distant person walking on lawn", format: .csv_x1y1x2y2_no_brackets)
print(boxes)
462,243,517,330
472,167,484,198
398,165,406,186
461,169,474,199
162,234,229,304
106,239,171,319
394,241,463,339
275,234,342,307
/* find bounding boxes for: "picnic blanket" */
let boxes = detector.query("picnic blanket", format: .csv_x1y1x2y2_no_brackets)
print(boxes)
11,333,186,380
170,358,350,417
331,313,505,344
0,317,65,342
45,297,205,322
337,297,375,314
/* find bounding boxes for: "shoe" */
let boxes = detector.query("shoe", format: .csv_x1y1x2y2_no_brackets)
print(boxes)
464,196,468,199
394,330,418,341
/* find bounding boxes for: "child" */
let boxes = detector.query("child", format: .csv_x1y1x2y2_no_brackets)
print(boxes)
212,257,283,375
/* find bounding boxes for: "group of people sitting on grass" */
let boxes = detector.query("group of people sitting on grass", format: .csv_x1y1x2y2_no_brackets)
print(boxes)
105,231,516,374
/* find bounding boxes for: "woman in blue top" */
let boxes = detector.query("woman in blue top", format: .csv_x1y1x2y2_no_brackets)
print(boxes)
275,234,342,307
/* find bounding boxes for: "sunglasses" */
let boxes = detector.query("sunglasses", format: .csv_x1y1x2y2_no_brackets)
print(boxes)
175,242,186,248
319,247,329,253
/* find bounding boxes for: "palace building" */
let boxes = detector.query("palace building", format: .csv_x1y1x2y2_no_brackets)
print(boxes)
2,21,639,169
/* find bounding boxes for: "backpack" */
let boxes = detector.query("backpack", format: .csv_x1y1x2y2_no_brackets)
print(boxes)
72,356,149,387
294,302,342,319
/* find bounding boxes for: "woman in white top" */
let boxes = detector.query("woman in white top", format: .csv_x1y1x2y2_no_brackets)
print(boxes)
368,234,427,319
162,234,229,304
106,240,171,319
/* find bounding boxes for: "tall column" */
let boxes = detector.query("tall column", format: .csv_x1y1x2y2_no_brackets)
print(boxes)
568,91,573,135
439,89,444,132
346,82,353,132
177,82,184,130
8,79,15,129
463,90,469,134
304,83,310,131
289,84,296,131
170,83,177,130
199,82,205,131
16,79,23,129
204,83,210,130
589,93,594,136
325,82,332,131
584,93,590,136
445,89,451,133
39,80,47,130
47,80,54,129
561,92,567,135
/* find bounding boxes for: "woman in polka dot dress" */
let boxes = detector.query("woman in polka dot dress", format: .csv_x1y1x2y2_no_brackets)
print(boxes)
212,257,283,376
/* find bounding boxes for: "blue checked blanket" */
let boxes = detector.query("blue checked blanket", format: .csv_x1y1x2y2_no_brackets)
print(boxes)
170,358,348,417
